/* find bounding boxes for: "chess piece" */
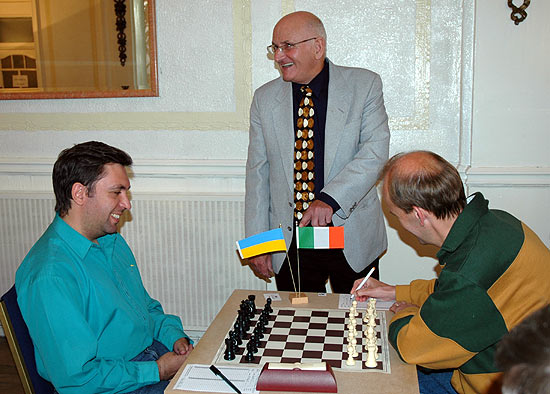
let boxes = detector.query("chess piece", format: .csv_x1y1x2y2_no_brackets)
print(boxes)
351,337,358,357
346,344,356,366
366,344,378,368
223,337,236,361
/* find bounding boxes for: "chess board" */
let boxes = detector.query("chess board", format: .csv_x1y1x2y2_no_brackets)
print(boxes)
212,307,391,373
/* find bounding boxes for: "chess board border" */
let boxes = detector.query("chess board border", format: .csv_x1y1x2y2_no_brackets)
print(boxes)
211,306,392,374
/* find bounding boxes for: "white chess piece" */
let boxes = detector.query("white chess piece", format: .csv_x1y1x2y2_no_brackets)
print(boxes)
366,344,378,368
346,345,356,366
352,300,359,317
351,337,358,357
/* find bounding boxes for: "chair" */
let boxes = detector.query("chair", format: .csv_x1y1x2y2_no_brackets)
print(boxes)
0,285,55,394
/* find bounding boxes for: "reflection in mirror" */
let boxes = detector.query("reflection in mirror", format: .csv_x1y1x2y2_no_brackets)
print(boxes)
0,0,157,99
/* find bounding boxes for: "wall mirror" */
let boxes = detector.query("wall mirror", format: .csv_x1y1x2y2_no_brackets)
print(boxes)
0,0,157,99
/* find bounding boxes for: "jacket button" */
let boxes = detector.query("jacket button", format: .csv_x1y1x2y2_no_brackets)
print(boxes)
287,226,292,231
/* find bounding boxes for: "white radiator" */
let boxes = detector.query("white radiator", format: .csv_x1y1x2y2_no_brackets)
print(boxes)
0,195,266,339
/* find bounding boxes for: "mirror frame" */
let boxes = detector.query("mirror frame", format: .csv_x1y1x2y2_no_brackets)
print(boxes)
0,0,158,100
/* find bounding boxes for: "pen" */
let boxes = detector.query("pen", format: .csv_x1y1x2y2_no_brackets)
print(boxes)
350,266,376,299
209,365,242,394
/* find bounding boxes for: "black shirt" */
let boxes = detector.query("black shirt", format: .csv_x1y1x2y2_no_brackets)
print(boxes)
291,59,340,212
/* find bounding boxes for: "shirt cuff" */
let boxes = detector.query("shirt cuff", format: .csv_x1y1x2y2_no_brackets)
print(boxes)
318,192,340,212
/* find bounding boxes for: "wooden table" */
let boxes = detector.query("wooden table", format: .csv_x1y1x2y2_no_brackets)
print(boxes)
165,290,419,394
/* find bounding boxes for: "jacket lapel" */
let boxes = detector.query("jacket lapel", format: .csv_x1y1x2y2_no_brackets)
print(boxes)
271,81,295,190
324,62,350,181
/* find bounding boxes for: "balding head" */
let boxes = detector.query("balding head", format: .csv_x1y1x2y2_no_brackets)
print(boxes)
271,11,327,84
382,151,466,220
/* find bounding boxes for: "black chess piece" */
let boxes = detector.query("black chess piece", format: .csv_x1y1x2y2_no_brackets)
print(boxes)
223,337,235,361
244,347,255,363
253,325,264,339
229,330,242,347
248,294,256,313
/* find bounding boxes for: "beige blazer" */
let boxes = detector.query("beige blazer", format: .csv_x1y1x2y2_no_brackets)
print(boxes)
245,60,390,273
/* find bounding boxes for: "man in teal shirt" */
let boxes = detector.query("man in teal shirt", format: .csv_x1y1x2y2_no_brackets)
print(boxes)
16,141,193,394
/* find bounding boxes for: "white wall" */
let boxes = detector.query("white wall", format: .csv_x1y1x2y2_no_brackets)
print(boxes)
0,0,548,332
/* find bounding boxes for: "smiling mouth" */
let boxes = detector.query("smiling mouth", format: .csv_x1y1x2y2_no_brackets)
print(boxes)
281,62,294,68
111,213,120,220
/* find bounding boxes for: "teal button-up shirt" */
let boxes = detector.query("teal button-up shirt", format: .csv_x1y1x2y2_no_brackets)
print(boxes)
16,214,190,394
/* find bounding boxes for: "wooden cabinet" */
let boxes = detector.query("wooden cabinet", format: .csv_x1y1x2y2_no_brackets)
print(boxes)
0,0,41,91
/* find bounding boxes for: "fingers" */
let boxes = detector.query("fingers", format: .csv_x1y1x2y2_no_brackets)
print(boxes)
299,201,333,227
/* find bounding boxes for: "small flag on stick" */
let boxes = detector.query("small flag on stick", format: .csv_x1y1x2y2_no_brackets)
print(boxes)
236,228,287,259
296,226,345,249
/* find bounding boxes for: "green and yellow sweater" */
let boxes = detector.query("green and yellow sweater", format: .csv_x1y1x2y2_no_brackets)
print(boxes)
389,192,550,394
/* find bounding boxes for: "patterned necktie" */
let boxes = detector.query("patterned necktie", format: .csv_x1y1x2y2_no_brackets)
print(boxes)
294,86,315,221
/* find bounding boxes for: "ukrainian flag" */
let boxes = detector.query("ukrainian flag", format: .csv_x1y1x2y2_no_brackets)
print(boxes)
236,228,287,259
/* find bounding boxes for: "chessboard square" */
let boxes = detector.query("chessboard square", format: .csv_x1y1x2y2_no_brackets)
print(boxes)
305,335,325,343
293,316,311,323
281,349,304,358
310,316,329,323
267,341,286,350
326,329,344,337
308,323,327,330
303,342,324,351
326,359,342,369
311,311,329,318
323,343,342,352
294,309,312,316
239,355,261,364
307,329,327,337
302,350,323,359
290,322,310,329
263,349,284,357
270,327,291,335
327,317,345,324
325,336,343,344
269,334,289,342
273,321,292,328
322,351,343,360
277,309,296,316
285,342,305,350
287,335,306,343
325,323,344,331
289,328,308,336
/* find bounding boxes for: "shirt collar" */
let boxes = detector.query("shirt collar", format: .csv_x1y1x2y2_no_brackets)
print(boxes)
437,192,489,258
292,58,329,98
51,213,117,259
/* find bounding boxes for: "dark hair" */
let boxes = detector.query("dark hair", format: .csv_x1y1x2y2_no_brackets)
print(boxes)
53,141,132,216
381,151,466,220
495,305,550,394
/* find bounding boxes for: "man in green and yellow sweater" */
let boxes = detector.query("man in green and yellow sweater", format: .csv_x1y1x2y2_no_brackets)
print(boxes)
352,151,550,394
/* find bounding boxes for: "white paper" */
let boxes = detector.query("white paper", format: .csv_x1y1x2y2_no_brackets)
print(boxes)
262,293,281,301
172,364,261,393
338,294,395,310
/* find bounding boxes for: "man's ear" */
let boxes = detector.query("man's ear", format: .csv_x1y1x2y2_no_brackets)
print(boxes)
71,183,86,207
412,206,427,225
314,37,326,59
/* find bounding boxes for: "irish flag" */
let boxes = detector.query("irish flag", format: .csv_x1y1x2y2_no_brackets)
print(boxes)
296,226,345,249
236,228,287,259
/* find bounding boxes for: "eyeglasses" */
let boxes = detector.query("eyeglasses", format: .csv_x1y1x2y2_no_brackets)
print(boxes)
267,37,317,55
